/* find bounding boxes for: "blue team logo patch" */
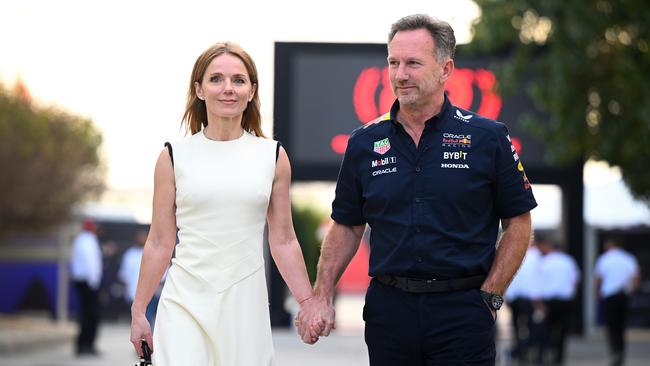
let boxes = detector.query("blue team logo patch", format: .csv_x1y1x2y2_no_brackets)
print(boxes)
373,138,391,155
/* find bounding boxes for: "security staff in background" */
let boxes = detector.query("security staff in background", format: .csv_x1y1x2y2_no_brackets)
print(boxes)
69,218,103,356
594,238,640,366
296,14,538,365
537,237,580,365
505,234,542,362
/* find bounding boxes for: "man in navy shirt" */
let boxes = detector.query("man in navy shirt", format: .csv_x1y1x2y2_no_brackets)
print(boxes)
296,14,537,365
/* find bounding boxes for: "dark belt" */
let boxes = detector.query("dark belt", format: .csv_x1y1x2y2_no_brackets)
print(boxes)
375,274,485,293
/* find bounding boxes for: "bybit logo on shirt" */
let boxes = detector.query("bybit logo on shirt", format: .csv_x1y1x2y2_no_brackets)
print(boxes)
441,150,470,168
443,151,467,160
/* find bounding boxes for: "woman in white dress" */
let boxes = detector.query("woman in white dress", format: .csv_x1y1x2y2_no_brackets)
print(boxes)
129,42,319,365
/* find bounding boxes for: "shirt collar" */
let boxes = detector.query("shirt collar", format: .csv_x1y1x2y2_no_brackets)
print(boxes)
389,92,452,130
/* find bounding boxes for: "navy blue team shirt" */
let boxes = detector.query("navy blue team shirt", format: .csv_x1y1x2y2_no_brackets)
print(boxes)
331,94,538,279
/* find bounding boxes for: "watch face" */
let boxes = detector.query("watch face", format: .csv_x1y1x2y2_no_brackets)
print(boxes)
492,295,504,310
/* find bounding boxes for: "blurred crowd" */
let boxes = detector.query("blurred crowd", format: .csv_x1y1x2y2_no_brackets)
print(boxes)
505,233,640,366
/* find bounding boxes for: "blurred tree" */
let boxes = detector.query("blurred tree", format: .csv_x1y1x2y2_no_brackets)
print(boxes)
0,82,104,238
291,204,324,283
469,0,650,201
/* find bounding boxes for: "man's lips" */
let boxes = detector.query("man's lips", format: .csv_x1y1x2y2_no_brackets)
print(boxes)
397,86,415,92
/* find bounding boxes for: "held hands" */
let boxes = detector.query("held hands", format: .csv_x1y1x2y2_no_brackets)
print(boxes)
295,295,336,344
130,311,153,358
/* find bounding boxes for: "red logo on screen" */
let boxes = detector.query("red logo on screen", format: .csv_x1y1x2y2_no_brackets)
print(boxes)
352,67,502,122
333,67,509,154
353,67,394,123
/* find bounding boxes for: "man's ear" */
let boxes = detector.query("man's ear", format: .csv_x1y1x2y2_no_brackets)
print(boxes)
440,59,454,84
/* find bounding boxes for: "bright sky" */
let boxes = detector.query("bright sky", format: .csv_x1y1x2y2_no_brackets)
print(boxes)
4,1,647,226
0,0,480,190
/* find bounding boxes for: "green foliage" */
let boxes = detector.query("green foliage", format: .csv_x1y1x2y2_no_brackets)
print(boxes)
470,0,650,201
0,84,105,237
291,204,326,283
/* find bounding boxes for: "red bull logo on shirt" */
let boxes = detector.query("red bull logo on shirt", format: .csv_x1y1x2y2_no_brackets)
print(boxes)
442,133,472,148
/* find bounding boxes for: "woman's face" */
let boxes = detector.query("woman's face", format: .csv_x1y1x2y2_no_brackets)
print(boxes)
195,53,256,122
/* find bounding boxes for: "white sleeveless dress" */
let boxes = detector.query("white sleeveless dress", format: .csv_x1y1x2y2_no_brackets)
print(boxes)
153,130,277,365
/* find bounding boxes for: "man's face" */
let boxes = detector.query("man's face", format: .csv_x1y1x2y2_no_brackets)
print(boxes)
387,28,448,108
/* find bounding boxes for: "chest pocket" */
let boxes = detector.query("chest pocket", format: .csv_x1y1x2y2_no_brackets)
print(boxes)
362,154,404,214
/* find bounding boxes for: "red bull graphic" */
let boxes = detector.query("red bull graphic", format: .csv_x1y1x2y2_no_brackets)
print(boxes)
333,67,514,155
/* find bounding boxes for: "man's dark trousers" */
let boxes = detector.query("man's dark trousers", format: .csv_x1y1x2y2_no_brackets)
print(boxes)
508,297,535,361
74,281,100,354
540,299,572,364
604,292,629,366
364,279,495,366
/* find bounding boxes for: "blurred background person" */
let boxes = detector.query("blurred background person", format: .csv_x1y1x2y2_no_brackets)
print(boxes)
505,233,542,363
594,238,641,366
537,236,580,365
69,218,102,356
119,229,164,329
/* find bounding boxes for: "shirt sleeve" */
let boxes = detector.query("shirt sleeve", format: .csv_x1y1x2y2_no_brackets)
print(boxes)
331,139,366,226
85,235,103,290
493,123,538,218
594,256,604,278
571,257,581,285
631,254,640,273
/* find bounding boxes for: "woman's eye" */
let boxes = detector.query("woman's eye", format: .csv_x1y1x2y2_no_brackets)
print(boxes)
210,75,222,82
234,78,246,84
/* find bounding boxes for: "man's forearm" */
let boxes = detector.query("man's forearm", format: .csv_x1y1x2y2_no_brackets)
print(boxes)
314,222,364,299
482,212,532,295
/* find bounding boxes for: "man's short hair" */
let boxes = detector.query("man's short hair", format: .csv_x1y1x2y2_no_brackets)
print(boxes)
388,14,456,61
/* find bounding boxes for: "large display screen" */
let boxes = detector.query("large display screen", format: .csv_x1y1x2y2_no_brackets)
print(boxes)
274,42,547,181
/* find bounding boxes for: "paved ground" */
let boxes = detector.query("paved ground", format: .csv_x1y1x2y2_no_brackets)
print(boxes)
3,322,650,366
2,295,649,365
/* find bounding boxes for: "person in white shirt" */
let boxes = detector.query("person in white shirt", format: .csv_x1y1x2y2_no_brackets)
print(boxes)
69,218,102,356
505,239,542,362
119,229,164,328
594,238,640,366
537,237,580,365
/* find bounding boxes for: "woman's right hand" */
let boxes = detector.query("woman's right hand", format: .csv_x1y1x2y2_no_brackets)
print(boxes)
129,310,153,357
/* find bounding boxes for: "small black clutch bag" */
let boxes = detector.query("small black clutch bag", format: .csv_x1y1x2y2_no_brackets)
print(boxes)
135,340,153,366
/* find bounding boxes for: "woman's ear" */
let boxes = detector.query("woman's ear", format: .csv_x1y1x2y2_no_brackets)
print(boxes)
194,81,204,100
249,83,257,102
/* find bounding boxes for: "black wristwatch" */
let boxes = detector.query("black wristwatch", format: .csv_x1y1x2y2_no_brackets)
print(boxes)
480,290,504,311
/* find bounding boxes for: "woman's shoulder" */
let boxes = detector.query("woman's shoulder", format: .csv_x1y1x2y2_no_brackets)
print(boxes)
247,132,279,147
166,131,201,148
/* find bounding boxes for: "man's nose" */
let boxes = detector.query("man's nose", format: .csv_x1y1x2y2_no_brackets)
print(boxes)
395,64,409,81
